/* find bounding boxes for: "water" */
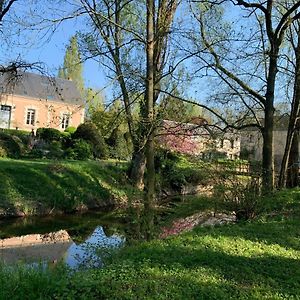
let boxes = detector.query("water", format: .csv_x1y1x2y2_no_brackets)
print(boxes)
0,212,126,268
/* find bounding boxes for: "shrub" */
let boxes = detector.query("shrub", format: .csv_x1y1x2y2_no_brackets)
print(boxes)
155,149,208,192
65,139,93,160
106,129,131,160
73,122,108,159
0,132,25,158
36,128,62,142
2,129,30,144
47,141,64,159
0,145,7,157
168,170,187,192
64,126,76,135
28,148,44,159
214,175,261,221
29,140,64,159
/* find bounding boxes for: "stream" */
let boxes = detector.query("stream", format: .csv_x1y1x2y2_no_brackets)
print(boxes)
0,212,126,268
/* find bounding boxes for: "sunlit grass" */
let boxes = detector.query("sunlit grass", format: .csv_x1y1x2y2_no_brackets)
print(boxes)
0,158,134,216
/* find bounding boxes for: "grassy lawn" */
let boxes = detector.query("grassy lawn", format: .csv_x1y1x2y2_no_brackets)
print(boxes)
0,158,135,216
0,189,300,299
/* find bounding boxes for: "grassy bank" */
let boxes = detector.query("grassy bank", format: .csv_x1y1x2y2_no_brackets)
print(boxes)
1,189,300,299
0,158,136,217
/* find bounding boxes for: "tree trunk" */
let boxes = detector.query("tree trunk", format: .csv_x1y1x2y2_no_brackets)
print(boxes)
279,28,300,188
142,0,155,240
287,126,299,187
129,148,146,189
262,51,277,192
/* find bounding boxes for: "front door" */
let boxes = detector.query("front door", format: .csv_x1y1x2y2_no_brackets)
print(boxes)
0,105,11,129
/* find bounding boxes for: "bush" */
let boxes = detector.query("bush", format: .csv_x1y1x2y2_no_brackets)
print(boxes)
0,145,7,157
2,129,30,144
0,132,25,158
106,128,131,160
168,170,187,192
73,122,108,159
36,128,62,142
155,149,207,192
64,126,76,135
214,175,261,221
47,141,64,159
65,139,93,160
28,148,44,159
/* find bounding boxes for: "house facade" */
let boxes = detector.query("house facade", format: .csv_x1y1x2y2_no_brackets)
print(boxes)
241,128,294,169
159,120,241,159
0,72,85,131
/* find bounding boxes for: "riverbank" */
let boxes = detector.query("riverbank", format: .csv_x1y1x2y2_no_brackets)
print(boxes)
0,158,137,218
0,154,213,218
1,188,300,299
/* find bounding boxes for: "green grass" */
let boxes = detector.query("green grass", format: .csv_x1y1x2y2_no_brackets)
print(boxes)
0,158,137,216
1,189,300,299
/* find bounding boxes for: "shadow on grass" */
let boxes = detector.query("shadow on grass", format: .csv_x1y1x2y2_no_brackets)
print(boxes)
101,234,300,299
0,159,132,215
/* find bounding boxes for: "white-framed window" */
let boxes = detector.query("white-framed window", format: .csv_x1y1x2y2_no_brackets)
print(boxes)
61,113,70,129
26,109,36,125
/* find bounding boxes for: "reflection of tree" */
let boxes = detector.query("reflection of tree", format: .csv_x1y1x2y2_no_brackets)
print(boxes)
102,225,121,238
68,226,97,245
124,205,160,244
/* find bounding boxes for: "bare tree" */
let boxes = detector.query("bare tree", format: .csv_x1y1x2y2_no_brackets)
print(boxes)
189,0,300,192
279,20,300,188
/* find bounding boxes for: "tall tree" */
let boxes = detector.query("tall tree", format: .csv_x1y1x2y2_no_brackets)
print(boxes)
58,35,85,95
190,0,300,192
279,20,300,188
76,0,179,192
78,0,146,188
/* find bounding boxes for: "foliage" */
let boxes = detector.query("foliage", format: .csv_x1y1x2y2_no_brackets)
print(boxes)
1,129,30,144
155,149,209,192
36,128,62,142
73,122,108,159
64,126,76,135
65,139,93,160
46,141,64,159
58,35,84,95
0,145,7,157
158,121,200,156
214,174,261,221
85,87,105,118
159,96,203,123
0,132,25,158
106,127,131,160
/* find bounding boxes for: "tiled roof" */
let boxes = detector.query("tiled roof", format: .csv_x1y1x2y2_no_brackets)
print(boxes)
0,72,84,105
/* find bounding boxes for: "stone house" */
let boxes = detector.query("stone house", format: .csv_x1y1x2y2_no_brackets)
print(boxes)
0,72,84,132
241,128,292,170
158,120,240,159
240,115,298,169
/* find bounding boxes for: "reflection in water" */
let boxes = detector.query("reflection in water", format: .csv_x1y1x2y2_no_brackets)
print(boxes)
0,203,162,268
0,226,124,269
65,227,124,268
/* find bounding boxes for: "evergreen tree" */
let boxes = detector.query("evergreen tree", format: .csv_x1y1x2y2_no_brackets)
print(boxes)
58,35,84,95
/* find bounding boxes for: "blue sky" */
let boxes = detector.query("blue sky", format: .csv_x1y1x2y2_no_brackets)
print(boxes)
0,6,107,93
